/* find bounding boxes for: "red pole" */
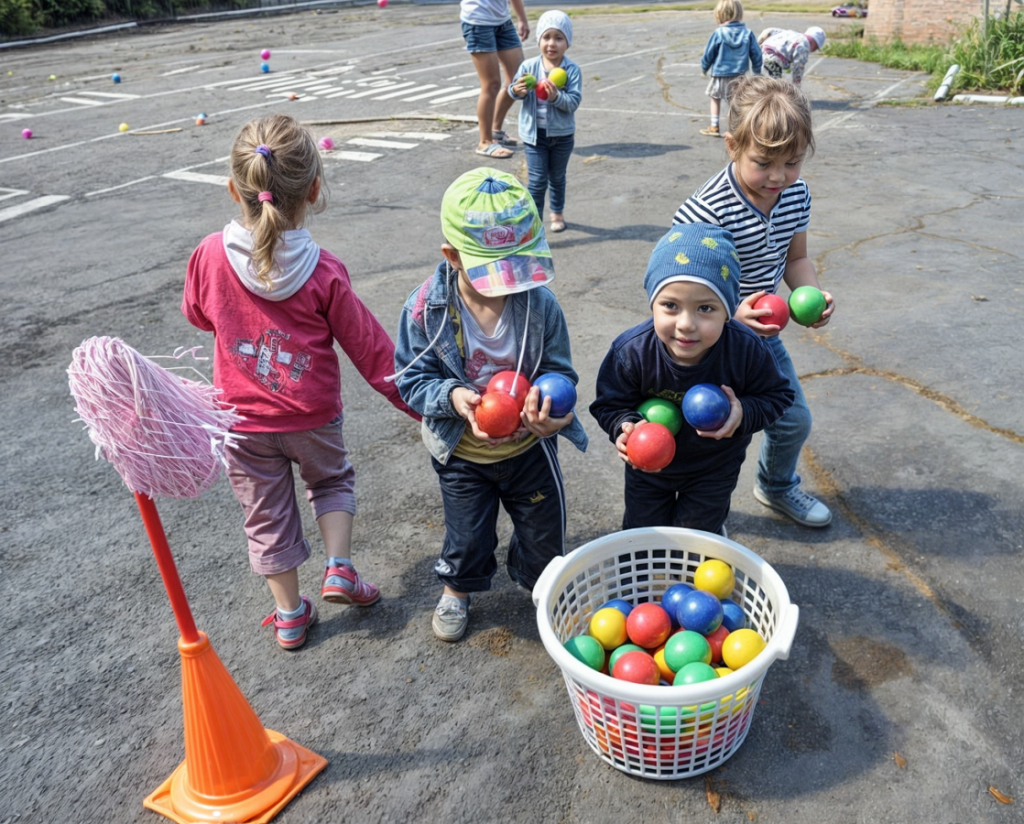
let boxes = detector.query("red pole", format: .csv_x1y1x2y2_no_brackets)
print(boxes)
134,492,200,644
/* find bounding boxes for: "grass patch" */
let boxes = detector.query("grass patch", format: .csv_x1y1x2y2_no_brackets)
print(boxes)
554,2,834,18
823,11,1024,96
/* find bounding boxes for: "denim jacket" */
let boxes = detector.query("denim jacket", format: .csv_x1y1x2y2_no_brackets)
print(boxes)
393,262,589,464
701,21,762,77
508,55,582,146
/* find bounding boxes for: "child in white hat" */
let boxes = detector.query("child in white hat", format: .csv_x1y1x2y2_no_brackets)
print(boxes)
757,25,826,86
508,10,582,233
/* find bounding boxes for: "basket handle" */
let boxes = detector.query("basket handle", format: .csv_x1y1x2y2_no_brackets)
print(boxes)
769,604,800,661
531,554,568,608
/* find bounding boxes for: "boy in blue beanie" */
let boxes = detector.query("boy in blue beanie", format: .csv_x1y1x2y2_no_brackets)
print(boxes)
589,223,793,535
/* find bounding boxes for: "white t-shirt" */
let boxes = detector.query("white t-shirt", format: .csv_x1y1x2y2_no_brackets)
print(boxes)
460,0,511,27
457,296,518,392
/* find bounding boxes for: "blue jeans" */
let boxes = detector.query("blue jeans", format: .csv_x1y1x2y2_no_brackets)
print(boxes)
756,333,812,496
431,438,566,592
524,129,574,216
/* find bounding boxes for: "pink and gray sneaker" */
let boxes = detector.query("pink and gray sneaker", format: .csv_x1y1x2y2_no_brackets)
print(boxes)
261,595,318,650
321,561,380,606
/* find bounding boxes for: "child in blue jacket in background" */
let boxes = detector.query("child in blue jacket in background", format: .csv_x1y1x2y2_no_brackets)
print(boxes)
699,0,761,137
509,10,581,233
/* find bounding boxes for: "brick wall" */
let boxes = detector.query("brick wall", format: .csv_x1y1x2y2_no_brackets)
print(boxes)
864,0,982,44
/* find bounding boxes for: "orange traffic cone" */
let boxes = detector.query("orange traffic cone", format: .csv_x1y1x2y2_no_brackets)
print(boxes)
143,632,327,824
132,493,327,824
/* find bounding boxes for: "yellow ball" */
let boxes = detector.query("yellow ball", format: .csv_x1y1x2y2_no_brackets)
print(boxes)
721,628,765,670
588,607,628,650
119,123,129,132
548,67,568,88
693,558,735,599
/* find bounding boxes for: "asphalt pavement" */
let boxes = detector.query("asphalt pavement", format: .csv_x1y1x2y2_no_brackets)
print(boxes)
1,3,1022,823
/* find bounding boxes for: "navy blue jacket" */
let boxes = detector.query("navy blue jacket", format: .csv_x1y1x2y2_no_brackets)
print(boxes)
589,319,793,478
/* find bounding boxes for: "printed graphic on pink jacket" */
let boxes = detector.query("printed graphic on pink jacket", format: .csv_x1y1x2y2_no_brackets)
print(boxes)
232,329,312,392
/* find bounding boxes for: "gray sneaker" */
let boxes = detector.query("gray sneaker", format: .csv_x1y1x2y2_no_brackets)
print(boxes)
754,485,832,528
432,594,470,642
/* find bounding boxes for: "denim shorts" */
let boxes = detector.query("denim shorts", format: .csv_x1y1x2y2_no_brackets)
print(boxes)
462,19,521,53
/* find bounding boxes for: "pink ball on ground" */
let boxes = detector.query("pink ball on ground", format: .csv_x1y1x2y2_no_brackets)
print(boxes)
260,49,271,60
21,128,32,139
378,0,388,7
318,136,334,151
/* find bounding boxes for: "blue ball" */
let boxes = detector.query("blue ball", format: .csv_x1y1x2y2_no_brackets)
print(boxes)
675,589,723,635
682,383,731,431
720,599,745,633
600,598,634,617
660,582,694,627
261,62,270,73
111,73,121,83
534,372,577,418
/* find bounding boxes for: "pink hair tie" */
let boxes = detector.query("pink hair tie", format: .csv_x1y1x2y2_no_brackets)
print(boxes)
257,191,274,203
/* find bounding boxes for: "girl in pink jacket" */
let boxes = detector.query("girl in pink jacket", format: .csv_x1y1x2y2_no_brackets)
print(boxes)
183,114,417,649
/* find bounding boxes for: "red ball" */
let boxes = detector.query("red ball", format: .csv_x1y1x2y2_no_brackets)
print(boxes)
611,650,660,686
536,81,550,101
476,391,521,438
486,370,531,411
704,624,731,665
626,422,676,471
753,293,790,330
626,602,672,649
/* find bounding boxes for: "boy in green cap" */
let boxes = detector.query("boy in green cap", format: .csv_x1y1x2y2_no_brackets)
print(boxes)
392,167,587,642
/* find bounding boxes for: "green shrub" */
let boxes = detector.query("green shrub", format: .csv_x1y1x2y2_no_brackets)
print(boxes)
31,0,106,27
0,0,39,36
950,12,1024,94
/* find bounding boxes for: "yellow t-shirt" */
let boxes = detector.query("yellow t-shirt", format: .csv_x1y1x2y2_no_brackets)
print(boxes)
452,429,537,464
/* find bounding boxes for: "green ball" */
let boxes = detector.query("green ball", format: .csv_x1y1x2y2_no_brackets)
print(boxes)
608,643,645,672
564,634,605,671
664,630,711,672
788,286,827,326
637,398,683,436
672,661,719,687
522,73,537,90
639,704,681,734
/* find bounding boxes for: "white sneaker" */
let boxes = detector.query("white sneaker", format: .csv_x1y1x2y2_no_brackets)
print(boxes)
754,485,832,528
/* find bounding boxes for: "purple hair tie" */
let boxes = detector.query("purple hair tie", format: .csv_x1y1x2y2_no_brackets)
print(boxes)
257,191,274,203
254,144,272,160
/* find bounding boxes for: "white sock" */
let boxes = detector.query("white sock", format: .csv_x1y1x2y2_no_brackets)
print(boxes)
278,600,306,621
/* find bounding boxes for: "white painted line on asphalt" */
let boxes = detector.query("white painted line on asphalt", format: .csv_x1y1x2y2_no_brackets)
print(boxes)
85,176,157,197
308,66,355,77
393,85,441,101
77,91,140,100
0,195,69,223
597,75,646,93
164,170,231,186
425,88,481,104
0,187,29,201
364,132,450,141
324,90,357,98
59,96,104,106
347,82,405,99
347,138,417,149
400,60,467,76
578,45,668,69
300,84,339,92
578,107,686,117
0,112,26,122
818,75,922,132
162,65,202,76
370,82,420,100
450,71,480,80
327,151,382,162
230,76,300,91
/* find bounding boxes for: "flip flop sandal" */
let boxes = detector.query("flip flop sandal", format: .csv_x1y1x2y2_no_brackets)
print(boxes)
475,142,515,158
493,130,520,147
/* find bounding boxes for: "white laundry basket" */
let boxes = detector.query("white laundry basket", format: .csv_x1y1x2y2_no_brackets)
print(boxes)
533,527,799,779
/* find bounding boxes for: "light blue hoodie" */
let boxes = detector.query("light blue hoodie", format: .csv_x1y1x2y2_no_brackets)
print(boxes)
508,54,582,146
702,21,763,78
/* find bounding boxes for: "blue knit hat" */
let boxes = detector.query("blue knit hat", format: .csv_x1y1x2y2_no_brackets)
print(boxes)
644,224,741,316
536,10,573,46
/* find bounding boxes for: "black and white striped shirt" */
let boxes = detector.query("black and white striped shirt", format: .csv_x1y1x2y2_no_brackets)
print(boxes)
672,164,811,297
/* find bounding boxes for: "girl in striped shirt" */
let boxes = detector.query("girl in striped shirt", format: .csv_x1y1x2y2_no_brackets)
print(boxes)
672,75,835,528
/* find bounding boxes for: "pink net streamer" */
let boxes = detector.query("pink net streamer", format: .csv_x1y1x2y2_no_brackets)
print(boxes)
68,336,242,500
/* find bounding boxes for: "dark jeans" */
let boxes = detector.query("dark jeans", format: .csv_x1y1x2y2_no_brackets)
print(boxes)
622,461,742,536
431,438,566,592
524,129,575,216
